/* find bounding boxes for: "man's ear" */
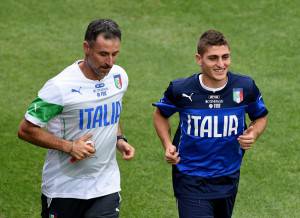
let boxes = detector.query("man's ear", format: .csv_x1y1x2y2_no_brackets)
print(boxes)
195,53,202,66
83,41,90,55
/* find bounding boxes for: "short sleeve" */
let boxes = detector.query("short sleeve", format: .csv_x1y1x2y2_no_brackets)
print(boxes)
153,82,178,118
25,79,64,127
246,80,268,121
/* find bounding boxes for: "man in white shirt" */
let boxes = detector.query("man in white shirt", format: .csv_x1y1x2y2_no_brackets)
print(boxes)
18,18,135,218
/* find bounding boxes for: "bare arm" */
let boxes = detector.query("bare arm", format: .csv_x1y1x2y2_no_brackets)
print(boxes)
116,123,135,160
18,119,95,160
153,108,180,164
238,115,268,150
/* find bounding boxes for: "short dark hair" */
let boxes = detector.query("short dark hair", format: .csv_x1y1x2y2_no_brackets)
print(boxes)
197,29,229,55
84,19,121,44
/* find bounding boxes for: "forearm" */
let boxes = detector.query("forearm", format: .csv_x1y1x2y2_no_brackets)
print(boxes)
153,109,173,149
116,123,124,148
115,122,135,160
18,119,72,153
117,123,123,136
249,115,268,139
153,108,180,164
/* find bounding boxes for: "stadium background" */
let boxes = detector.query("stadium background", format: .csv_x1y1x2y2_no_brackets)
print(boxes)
0,0,299,217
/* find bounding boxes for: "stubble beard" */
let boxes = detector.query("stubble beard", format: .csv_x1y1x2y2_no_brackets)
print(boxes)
86,57,109,80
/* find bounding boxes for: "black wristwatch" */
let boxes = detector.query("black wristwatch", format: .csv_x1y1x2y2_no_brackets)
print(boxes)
117,135,128,142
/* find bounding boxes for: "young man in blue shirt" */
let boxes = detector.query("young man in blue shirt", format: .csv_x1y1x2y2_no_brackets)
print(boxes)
153,29,268,218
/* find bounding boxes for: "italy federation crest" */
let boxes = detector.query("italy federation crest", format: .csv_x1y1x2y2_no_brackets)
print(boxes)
233,88,243,103
114,74,122,89
49,213,58,218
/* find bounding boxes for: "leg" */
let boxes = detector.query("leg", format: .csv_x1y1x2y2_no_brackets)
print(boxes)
41,194,87,218
213,194,237,218
84,192,121,218
177,198,214,218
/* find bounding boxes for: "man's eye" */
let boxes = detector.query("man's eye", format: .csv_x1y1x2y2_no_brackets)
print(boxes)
99,52,108,56
208,57,217,60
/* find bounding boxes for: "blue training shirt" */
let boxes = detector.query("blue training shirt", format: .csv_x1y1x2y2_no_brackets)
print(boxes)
153,72,268,199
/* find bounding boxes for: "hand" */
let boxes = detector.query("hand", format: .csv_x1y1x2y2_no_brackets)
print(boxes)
69,134,96,162
165,144,180,165
116,140,135,160
238,126,257,150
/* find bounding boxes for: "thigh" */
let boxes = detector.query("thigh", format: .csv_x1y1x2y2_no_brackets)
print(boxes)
84,192,121,218
41,194,87,218
177,198,214,218
213,194,237,218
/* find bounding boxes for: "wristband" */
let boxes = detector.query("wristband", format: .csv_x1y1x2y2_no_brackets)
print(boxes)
117,135,128,142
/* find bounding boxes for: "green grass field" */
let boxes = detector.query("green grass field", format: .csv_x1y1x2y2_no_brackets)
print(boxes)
1,0,300,217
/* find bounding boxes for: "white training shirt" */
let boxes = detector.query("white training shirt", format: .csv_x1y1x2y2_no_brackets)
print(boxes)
25,60,128,199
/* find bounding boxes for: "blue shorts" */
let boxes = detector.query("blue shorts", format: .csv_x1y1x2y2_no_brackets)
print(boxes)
177,194,236,218
41,192,121,218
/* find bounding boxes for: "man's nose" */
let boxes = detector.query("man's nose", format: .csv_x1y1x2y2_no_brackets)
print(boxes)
216,58,225,67
106,55,114,66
